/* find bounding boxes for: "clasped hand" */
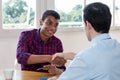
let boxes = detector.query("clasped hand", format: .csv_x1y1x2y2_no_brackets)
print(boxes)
51,56,67,67
42,54,67,75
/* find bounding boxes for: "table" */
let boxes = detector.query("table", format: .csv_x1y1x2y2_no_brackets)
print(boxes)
0,70,53,80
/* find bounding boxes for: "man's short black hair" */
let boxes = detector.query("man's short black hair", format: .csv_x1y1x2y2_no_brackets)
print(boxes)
83,2,112,33
42,10,60,21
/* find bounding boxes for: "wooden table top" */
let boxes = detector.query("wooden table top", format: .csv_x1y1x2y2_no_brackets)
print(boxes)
0,70,53,80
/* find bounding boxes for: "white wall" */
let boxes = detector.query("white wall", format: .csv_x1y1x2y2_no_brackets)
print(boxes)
0,29,120,69
56,29,90,52
0,30,21,69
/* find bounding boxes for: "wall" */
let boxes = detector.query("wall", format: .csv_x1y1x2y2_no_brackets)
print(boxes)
0,30,21,69
0,29,120,69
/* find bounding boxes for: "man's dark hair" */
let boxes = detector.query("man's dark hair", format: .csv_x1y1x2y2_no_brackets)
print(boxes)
83,2,112,33
42,10,60,21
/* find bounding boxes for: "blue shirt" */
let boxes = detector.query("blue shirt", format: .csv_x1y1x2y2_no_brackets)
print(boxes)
58,33,120,80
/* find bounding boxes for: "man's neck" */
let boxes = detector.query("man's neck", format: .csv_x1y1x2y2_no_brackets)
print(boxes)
40,33,49,43
91,31,102,40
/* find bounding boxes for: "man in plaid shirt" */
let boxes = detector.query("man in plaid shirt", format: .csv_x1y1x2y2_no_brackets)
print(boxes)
16,10,66,75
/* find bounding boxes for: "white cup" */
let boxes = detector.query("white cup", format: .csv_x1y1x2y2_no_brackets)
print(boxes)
3,69,14,80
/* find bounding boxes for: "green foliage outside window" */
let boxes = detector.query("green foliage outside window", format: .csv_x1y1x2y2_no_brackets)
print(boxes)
3,0,83,29
59,4,82,22
3,0,35,29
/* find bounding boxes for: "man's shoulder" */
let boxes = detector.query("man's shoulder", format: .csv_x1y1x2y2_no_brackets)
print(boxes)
52,36,62,41
21,29,38,34
21,29,37,33
76,47,97,59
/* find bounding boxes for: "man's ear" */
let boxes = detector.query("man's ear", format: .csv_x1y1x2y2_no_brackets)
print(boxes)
86,21,92,30
39,19,43,25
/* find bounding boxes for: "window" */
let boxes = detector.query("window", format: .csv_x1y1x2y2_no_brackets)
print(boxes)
115,0,120,26
55,0,84,28
55,0,120,28
2,0,36,29
1,0,120,30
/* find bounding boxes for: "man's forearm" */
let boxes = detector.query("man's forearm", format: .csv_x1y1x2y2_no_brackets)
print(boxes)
27,55,52,64
63,52,76,60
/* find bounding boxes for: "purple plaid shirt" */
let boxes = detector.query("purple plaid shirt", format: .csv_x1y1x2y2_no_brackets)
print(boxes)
17,29,64,71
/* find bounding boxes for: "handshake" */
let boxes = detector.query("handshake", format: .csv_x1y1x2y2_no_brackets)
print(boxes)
50,53,67,67
40,52,75,76
50,52,75,66
38,53,67,76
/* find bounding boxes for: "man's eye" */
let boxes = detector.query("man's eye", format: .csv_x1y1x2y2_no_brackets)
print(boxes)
55,23,58,28
46,21,52,25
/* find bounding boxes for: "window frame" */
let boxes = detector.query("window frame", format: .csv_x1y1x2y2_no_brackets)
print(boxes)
0,0,2,29
0,0,120,37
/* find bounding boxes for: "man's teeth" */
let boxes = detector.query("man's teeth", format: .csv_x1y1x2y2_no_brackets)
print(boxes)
48,30,53,34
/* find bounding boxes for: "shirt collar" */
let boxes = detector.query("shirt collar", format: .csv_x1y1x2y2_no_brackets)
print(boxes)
91,33,111,44
38,28,54,43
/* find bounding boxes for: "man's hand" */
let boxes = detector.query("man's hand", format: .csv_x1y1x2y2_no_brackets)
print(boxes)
43,65,63,75
51,56,67,67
